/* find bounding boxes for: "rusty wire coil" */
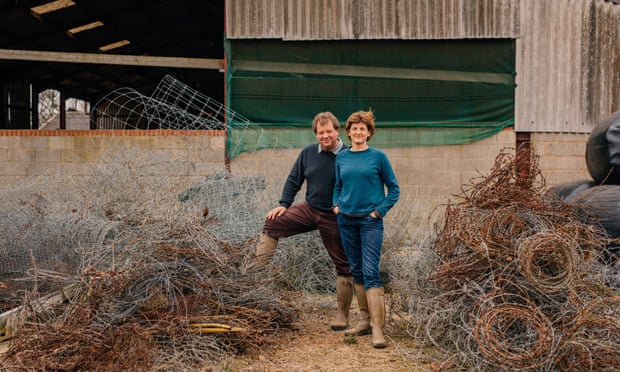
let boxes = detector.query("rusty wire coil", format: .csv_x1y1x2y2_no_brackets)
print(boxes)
553,296,620,370
568,280,618,308
516,232,580,294
432,205,484,259
471,293,554,370
430,253,493,291
480,207,532,256
560,222,608,262
420,148,618,371
451,208,487,255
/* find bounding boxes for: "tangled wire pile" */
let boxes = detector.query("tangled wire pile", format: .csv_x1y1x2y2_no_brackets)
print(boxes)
418,148,619,370
2,202,297,371
0,76,422,370
0,142,306,370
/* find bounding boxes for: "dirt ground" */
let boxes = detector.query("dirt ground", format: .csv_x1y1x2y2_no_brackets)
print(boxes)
0,292,440,372
220,292,438,372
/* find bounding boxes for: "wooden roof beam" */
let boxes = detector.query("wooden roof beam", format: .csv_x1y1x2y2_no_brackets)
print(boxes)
0,48,224,71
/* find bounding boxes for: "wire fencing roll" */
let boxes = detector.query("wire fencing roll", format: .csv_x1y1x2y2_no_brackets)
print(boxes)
91,75,250,131
0,183,121,279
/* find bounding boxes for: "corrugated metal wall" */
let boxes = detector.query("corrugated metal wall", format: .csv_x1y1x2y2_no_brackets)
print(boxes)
226,0,519,39
517,0,620,132
225,0,620,133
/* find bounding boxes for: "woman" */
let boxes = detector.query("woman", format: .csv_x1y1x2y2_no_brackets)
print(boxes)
332,110,400,348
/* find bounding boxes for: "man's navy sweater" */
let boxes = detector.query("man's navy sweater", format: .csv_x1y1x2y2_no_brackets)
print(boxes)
279,142,348,212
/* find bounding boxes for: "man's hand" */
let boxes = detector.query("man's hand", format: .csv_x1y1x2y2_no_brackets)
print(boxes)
266,206,287,220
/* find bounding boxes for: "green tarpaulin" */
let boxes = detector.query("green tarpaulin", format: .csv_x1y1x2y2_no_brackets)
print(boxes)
225,38,515,158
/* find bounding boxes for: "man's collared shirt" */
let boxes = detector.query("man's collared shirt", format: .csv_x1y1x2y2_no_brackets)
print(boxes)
318,139,344,155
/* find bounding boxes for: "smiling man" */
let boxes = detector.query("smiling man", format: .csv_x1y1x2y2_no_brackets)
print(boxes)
254,111,354,331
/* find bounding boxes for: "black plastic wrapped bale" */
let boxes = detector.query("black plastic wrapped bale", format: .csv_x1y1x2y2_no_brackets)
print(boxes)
571,185,620,263
585,111,620,184
545,179,596,202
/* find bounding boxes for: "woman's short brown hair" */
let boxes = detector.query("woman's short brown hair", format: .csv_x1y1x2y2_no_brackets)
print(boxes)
345,110,376,140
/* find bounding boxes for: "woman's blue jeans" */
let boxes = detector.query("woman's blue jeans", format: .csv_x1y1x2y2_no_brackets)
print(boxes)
337,213,384,289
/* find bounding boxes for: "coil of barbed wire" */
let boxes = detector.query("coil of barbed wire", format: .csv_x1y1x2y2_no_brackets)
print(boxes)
516,231,580,294
470,292,554,370
553,295,620,370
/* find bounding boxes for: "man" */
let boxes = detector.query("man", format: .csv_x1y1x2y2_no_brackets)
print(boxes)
255,111,353,331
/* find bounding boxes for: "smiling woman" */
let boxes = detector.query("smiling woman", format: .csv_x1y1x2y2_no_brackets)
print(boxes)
333,110,400,349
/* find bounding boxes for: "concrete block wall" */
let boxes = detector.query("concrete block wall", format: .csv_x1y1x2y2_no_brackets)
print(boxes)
531,132,592,188
0,130,227,189
0,128,592,242
40,111,91,130
231,128,593,242
232,128,516,197
231,127,517,242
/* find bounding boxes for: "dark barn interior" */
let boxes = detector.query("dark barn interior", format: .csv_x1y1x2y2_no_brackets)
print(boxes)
0,0,225,129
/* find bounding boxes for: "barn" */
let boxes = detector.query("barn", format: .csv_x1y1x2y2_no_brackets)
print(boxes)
0,1,617,202
0,1,619,370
